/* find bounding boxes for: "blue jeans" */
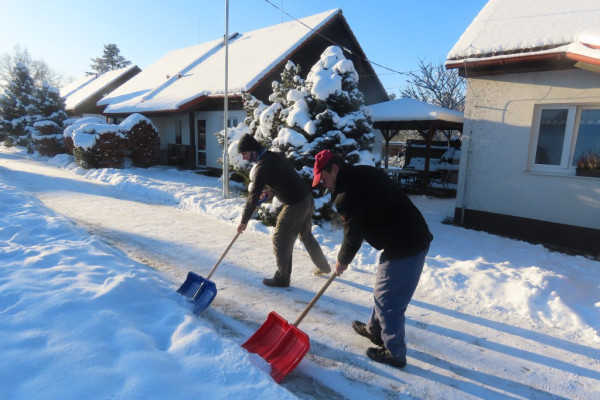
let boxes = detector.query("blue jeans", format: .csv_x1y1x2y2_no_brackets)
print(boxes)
367,246,428,359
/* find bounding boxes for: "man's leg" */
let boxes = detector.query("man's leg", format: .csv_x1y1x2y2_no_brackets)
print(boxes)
370,247,428,359
297,195,330,273
271,201,307,284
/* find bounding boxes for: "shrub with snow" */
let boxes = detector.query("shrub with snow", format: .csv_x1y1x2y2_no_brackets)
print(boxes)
32,120,64,156
120,114,161,168
71,121,126,169
63,117,106,155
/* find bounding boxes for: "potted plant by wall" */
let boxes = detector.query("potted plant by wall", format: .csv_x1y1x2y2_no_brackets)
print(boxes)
575,148,600,177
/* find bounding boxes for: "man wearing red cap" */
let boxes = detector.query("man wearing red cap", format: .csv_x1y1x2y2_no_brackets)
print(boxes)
312,149,433,368
236,134,331,287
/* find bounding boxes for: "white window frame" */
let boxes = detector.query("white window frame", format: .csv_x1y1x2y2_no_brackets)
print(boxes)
529,104,600,174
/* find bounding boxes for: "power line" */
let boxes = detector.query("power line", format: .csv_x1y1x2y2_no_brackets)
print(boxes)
263,0,411,77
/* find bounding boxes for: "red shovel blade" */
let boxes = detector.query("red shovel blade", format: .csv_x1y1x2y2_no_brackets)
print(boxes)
242,312,289,356
265,325,310,383
242,311,310,383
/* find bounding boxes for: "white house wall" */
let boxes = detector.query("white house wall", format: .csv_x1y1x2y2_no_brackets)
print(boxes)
151,115,191,148
457,69,600,230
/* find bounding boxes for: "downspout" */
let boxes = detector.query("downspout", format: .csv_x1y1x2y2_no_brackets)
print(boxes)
459,127,472,225
458,64,473,226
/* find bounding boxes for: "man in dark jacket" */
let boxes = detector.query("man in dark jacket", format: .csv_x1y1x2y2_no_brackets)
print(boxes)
236,134,331,287
312,149,433,368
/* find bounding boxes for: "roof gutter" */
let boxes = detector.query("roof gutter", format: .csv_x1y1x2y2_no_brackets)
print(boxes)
565,52,600,68
446,52,569,71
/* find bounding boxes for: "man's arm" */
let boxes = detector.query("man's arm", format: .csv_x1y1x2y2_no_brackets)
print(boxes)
335,191,364,266
240,163,269,225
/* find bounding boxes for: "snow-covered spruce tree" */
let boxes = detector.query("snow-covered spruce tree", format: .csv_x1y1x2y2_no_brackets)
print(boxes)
32,82,67,126
1,60,68,153
222,46,378,226
0,62,37,146
30,83,68,155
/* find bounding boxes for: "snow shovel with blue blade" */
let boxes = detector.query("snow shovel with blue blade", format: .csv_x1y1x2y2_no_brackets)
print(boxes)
242,272,338,382
177,231,241,314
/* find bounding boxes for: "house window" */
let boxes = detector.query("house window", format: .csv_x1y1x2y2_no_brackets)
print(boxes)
175,120,182,145
572,109,600,165
530,105,600,173
197,120,206,166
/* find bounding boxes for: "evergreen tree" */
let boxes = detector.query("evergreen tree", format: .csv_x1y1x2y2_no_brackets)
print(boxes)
33,83,68,126
253,46,377,174
0,62,37,144
1,61,67,149
225,46,377,225
88,44,132,75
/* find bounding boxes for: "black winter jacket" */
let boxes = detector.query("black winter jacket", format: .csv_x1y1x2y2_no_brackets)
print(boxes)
240,151,309,224
334,165,433,264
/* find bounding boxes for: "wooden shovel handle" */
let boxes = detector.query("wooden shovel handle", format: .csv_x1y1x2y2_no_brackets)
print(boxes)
293,272,338,327
206,231,241,280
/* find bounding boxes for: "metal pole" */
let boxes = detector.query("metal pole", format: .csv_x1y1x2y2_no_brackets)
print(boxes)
222,0,230,198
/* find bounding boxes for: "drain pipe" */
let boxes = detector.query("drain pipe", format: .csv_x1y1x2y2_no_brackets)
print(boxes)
458,127,472,226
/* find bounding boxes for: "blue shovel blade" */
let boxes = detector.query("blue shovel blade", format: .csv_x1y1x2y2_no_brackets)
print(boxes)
177,271,218,314
192,280,217,314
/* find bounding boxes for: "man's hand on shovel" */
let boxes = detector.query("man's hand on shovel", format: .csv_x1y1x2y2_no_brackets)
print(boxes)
237,193,270,234
335,261,349,275
237,223,247,233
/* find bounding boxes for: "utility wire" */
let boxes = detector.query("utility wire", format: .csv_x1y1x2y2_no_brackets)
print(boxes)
263,0,411,77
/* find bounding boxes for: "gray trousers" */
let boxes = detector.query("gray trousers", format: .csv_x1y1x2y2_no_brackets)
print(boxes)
272,193,330,283
367,246,428,359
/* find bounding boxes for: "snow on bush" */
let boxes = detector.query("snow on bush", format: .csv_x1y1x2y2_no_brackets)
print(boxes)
71,122,126,169
120,114,161,168
65,114,161,169
63,117,107,155
32,120,64,157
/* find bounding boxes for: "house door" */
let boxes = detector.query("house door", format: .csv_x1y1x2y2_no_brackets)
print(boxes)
197,120,206,166
195,111,244,169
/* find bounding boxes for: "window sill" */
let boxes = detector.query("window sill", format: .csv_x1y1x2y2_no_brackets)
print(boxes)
527,169,600,179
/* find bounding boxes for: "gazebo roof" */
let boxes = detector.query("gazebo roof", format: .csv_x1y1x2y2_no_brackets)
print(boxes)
368,98,464,131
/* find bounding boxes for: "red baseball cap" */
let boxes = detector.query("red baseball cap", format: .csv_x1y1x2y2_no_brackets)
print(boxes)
312,149,334,187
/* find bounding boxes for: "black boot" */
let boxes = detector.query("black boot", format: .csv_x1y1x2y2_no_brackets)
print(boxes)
366,346,407,368
262,277,289,287
352,321,383,346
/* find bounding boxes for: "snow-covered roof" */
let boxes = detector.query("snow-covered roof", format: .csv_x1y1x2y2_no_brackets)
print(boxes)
368,98,464,124
99,9,341,114
60,65,140,111
446,0,600,66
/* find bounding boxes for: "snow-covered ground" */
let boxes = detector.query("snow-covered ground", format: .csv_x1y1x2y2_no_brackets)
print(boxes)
0,145,598,399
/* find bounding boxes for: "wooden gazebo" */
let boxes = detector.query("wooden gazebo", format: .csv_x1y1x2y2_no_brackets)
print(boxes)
369,98,464,168
368,98,463,190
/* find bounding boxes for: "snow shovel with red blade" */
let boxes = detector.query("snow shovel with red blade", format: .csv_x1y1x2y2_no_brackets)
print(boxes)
242,272,338,382
177,231,241,314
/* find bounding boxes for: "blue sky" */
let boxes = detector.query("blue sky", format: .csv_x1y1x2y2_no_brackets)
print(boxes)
0,0,487,96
